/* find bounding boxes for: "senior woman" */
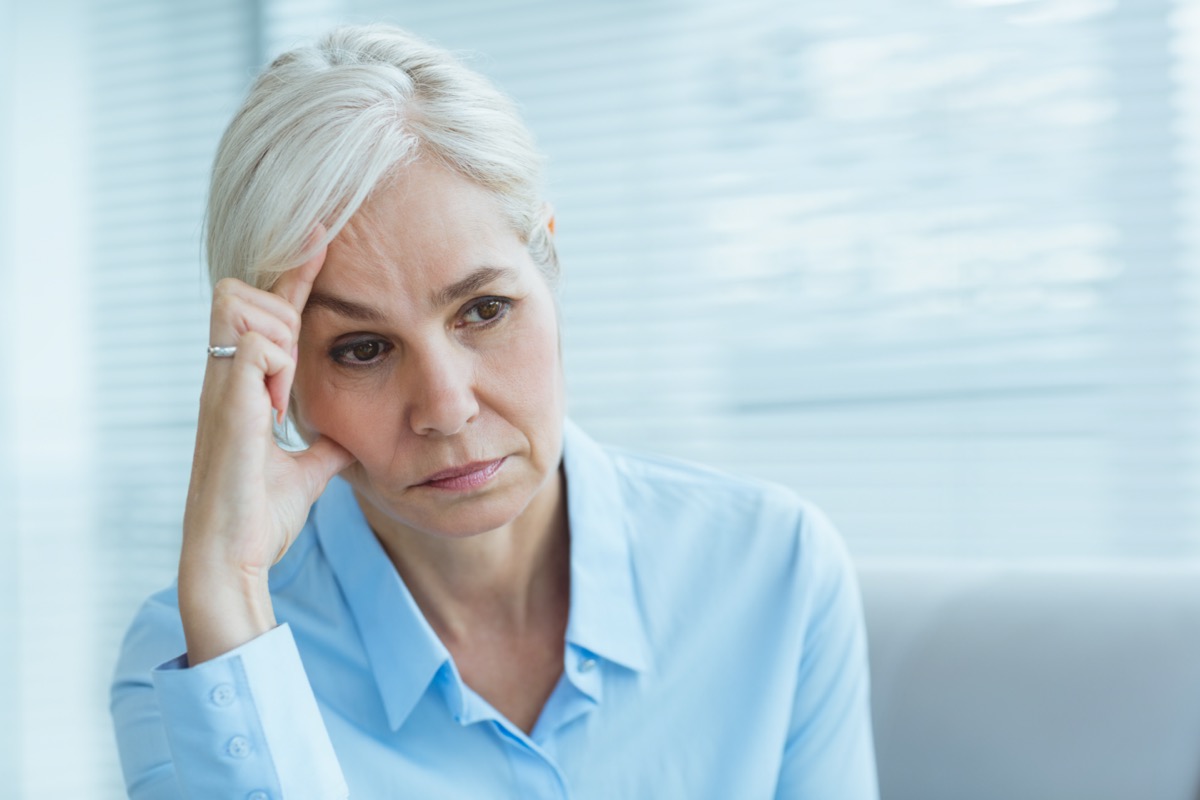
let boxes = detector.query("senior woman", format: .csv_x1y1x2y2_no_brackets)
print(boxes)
111,24,877,799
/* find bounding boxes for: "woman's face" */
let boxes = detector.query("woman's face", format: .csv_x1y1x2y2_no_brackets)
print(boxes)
292,159,564,541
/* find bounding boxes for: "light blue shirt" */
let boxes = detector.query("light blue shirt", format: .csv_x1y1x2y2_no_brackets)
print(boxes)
112,420,878,799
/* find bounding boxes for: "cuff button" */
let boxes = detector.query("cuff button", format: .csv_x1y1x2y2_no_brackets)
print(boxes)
210,683,236,707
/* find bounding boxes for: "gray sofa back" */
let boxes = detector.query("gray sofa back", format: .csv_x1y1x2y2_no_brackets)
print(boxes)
857,559,1200,800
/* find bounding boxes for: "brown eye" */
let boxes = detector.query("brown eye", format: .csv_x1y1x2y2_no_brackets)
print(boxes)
477,299,503,320
331,339,390,366
463,297,511,326
350,341,382,361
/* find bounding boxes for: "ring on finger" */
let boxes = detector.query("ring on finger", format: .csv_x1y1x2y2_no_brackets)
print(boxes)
207,345,237,358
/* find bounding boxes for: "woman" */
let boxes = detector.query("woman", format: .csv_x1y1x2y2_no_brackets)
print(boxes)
111,24,878,799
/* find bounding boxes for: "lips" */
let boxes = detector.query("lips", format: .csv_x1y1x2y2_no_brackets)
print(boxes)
418,457,507,491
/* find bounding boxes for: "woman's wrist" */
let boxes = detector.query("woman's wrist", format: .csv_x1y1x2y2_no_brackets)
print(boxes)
178,554,276,665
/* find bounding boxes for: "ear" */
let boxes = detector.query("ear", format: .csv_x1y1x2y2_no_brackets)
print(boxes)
543,202,556,236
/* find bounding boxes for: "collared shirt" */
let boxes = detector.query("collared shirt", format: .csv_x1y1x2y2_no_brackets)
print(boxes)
111,420,878,799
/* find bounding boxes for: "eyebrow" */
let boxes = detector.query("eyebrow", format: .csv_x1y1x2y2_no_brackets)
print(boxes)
303,292,386,323
432,266,516,308
303,266,517,321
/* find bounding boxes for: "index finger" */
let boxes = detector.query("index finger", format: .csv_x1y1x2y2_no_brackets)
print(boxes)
272,224,328,313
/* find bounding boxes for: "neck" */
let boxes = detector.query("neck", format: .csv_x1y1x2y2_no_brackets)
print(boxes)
357,466,569,645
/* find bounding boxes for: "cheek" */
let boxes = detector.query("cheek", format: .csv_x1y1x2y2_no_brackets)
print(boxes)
291,357,379,442
483,301,563,412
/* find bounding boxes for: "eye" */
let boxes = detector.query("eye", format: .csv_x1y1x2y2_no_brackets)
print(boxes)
461,297,512,326
330,338,391,366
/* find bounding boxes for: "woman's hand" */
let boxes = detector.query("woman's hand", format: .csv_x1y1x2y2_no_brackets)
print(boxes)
178,232,355,664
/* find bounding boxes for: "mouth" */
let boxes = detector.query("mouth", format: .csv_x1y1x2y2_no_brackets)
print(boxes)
417,457,507,491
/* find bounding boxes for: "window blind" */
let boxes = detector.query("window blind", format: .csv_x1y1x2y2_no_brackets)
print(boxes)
351,0,1200,557
87,2,255,797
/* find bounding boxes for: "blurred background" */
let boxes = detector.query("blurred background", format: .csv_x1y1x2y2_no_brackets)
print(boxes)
3,0,1200,795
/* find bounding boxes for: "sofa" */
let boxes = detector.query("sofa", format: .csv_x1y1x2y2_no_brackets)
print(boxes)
857,559,1200,800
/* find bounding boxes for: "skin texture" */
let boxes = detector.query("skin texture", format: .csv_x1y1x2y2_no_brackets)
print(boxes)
181,158,568,733
294,158,565,557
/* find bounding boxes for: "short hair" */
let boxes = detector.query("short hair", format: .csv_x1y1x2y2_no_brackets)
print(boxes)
205,23,557,291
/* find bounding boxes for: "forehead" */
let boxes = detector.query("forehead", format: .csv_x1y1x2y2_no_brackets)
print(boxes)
315,159,527,302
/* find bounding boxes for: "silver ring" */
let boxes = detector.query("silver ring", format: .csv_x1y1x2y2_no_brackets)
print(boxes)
207,345,237,358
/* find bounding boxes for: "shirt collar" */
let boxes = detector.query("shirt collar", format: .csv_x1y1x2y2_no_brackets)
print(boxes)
313,476,450,732
312,418,652,732
560,418,652,674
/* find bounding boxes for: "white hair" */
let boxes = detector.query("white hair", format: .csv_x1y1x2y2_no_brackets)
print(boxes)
205,23,557,290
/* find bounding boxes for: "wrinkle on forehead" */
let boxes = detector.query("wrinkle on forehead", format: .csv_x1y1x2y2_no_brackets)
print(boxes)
319,159,517,309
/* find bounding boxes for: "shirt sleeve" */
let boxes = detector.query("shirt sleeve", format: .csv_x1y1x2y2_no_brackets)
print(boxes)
775,506,879,800
111,600,348,800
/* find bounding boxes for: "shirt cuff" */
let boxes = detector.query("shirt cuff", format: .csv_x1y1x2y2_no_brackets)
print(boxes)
152,623,348,800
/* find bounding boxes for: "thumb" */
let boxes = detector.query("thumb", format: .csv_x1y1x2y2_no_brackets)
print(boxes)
293,435,356,501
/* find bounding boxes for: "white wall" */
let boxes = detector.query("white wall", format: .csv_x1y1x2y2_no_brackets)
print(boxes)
4,0,102,796
0,0,19,791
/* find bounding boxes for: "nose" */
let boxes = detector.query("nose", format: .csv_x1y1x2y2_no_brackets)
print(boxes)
405,343,480,437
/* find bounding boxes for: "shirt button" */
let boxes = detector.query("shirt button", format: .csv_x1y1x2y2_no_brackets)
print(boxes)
226,736,252,759
247,792,270,800
210,683,236,707
578,657,597,673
